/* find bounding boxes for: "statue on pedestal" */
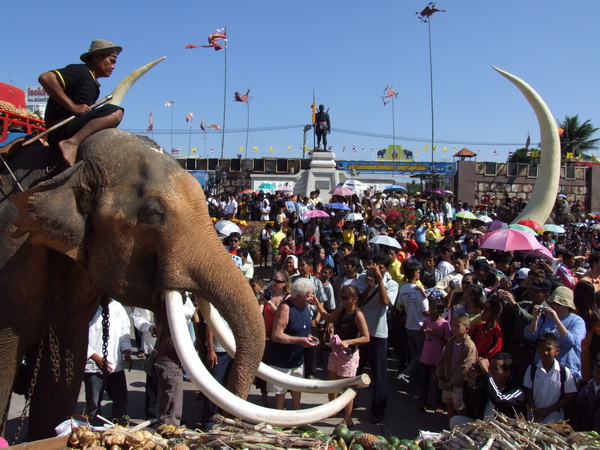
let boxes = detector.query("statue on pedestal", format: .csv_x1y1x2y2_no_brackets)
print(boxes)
314,104,330,151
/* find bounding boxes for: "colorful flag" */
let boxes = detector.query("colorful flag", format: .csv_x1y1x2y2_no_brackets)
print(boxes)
202,29,227,51
433,146,438,151
192,148,197,153
329,146,333,151
525,133,531,150
493,150,499,157
164,101,174,107
171,147,180,155
352,146,357,153
531,150,540,158
200,120,206,133
382,86,398,105
234,89,251,103
253,146,258,152
287,146,291,151
424,145,429,152
147,111,153,131
186,112,194,123
185,44,200,49
239,147,243,153
311,100,317,123
443,147,447,153
342,146,346,152
417,3,446,23
566,152,574,159
269,147,274,153
508,151,514,158
210,148,215,154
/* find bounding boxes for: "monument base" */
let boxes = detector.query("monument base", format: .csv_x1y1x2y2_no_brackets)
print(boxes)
305,151,339,195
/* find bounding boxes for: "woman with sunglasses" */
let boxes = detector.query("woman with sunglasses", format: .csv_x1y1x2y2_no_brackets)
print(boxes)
250,271,291,406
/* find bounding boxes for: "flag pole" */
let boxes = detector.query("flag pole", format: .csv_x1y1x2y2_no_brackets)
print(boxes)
312,90,316,151
245,99,250,159
170,105,174,152
220,25,228,160
188,119,192,156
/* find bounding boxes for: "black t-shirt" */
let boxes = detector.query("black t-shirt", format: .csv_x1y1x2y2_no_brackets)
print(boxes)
44,64,100,127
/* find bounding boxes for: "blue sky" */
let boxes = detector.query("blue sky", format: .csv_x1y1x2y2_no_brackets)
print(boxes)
4,1,599,162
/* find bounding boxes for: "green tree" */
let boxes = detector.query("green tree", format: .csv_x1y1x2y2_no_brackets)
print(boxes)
507,148,535,164
558,115,599,161
406,180,420,197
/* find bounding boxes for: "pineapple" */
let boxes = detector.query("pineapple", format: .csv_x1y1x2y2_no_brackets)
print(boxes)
355,433,378,450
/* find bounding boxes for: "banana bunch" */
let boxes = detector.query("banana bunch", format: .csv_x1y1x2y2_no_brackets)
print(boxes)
156,424,187,438
68,425,101,449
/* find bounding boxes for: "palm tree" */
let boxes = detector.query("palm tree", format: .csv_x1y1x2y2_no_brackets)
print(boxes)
557,115,599,161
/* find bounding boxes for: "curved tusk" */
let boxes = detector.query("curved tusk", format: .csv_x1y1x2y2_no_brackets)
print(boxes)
197,297,370,393
109,56,167,107
493,67,561,226
165,291,357,425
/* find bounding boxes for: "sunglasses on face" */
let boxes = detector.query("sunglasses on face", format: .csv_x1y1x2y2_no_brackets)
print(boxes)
272,279,286,284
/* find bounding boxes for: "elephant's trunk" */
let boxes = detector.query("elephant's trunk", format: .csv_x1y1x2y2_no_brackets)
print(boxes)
188,244,264,398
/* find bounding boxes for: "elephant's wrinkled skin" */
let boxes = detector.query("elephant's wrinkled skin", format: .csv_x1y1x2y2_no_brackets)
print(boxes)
0,129,264,439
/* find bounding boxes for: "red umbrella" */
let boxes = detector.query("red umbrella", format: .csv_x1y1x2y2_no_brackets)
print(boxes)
517,219,542,232
479,228,541,251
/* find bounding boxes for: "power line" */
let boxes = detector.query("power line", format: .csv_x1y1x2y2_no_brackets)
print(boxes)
124,125,531,147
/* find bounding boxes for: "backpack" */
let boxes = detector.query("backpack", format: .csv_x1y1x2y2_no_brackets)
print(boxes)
530,363,567,397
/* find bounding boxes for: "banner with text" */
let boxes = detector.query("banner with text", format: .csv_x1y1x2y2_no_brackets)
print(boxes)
336,161,456,175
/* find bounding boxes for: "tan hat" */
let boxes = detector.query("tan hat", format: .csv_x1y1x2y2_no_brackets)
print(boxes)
80,39,123,62
547,286,576,310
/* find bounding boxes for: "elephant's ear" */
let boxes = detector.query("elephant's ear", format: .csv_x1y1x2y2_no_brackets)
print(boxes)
10,161,91,262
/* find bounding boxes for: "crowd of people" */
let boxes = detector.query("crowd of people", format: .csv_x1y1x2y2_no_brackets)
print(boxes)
79,187,600,432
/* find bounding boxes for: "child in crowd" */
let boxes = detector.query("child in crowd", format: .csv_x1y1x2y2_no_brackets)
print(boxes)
239,248,254,279
419,298,451,412
276,206,286,225
469,298,504,361
523,333,577,424
575,358,600,432
436,314,478,419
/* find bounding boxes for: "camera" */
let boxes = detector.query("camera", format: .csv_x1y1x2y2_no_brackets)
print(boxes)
539,306,547,314
263,290,273,301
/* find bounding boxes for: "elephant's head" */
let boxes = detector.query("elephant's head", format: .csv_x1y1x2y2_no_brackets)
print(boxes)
9,128,264,398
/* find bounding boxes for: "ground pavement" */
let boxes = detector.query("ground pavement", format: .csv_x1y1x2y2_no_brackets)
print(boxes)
5,348,448,445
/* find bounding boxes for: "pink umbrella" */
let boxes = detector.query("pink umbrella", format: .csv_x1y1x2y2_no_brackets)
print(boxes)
302,209,330,219
522,244,554,261
329,186,353,196
479,228,541,252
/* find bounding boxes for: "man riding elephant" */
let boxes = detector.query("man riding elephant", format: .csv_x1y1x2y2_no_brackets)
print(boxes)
39,39,124,166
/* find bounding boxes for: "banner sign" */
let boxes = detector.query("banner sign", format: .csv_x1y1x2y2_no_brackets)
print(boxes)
336,161,456,175
188,170,208,186
26,86,48,104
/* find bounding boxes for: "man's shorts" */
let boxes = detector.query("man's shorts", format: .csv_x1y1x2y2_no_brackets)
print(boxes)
48,104,124,147
327,349,360,378
266,364,303,394
442,386,465,411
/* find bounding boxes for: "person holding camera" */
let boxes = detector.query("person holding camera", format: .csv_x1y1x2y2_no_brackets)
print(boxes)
524,286,586,382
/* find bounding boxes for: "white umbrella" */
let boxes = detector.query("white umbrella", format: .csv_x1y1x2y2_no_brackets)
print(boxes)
214,220,242,237
337,179,367,191
369,235,401,249
477,215,493,223
345,213,365,222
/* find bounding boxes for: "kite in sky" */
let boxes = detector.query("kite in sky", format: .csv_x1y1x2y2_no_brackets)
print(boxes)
382,86,398,105
417,2,445,23
234,89,251,103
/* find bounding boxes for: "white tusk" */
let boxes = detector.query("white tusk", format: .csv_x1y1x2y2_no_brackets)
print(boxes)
109,57,166,107
165,291,358,425
493,67,561,226
197,297,370,393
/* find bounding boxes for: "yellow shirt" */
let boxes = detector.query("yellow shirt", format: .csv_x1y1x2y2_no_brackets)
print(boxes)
388,259,402,283
342,228,355,245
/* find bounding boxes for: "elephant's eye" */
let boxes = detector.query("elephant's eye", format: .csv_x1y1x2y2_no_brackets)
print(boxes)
138,201,165,226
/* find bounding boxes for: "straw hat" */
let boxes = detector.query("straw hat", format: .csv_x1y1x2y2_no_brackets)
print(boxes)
80,39,123,62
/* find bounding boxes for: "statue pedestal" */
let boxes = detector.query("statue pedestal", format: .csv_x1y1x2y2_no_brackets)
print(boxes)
305,151,339,195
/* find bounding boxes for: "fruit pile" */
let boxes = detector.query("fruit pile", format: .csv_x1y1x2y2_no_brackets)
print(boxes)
330,424,435,450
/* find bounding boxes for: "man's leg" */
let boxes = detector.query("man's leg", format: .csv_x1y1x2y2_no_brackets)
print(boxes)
155,359,183,426
106,370,128,423
83,372,104,421
369,337,388,421
59,109,123,166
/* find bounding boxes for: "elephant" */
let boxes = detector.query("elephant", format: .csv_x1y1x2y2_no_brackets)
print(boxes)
0,129,266,440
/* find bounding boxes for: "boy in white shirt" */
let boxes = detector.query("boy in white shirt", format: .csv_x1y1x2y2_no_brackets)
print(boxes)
523,333,577,424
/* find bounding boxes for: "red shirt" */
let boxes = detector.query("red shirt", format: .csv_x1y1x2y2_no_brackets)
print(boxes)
470,321,503,360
